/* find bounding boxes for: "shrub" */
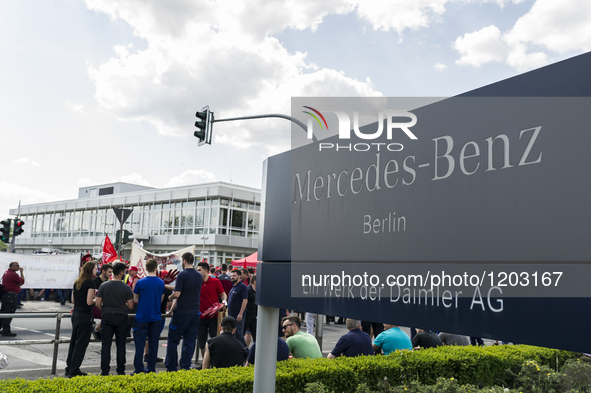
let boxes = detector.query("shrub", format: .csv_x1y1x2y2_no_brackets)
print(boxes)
0,345,582,393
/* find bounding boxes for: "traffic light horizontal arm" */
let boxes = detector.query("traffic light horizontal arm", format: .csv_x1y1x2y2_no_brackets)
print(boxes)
212,114,318,142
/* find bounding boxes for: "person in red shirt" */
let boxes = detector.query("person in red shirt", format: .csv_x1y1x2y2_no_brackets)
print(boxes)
126,266,140,290
0,261,26,336
196,262,227,362
241,268,250,285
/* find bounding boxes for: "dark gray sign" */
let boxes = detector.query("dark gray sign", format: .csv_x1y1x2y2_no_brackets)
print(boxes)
112,208,133,225
256,52,591,353
290,97,591,263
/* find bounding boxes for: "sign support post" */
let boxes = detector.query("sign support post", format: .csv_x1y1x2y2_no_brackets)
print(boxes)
253,305,279,393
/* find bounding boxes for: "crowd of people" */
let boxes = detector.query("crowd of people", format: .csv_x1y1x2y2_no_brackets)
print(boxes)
59,256,262,377
1,257,482,377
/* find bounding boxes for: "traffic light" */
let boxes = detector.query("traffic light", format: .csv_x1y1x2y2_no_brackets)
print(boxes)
13,219,24,237
194,106,213,146
114,229,133,250
123,230,132,244
0,219,11,243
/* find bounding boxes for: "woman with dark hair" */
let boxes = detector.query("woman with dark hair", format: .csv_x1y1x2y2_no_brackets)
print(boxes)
65,260,97,378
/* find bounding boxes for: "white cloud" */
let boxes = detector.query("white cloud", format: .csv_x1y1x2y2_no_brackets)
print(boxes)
94,0,585,152
114,173,152,187
504,43,548,72
454,0,591,72
165,170,216,188
13,157,40,166
78,177,94,187
434,62,447,71
0,180,59,216
504,0,591,54
479,0,525,9
355,0,449,34
83,0,452,38
82,0,398,153
66,100,89,116
454,25,508,67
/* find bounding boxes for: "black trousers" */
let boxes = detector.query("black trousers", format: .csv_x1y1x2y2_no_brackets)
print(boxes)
101,313,129,375
0,292,18,332
361,321,384,339
198,317,218,350
65,311,93,375
244,315,257,342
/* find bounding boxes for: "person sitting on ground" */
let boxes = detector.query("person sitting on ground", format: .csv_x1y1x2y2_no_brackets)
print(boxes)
328,318,374,358
246,336,289,366
438,332,470,346
372,323,412,355
202,316,248,369
282,316,322,359
30,288,46,300
412,328,443,349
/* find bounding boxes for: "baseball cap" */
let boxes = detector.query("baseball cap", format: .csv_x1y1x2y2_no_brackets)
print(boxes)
220,316,236,329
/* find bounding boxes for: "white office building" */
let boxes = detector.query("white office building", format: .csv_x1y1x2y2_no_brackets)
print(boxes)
9,181,261,265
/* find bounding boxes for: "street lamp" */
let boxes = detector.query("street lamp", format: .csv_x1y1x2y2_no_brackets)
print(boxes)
200,234,209,264
47,239,53,254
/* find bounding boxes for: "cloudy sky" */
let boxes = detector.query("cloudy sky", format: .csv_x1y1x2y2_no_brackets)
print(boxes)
1,0,589,217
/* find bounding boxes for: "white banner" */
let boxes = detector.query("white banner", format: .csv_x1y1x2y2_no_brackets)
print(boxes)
129,243,194,279
0,252,80,289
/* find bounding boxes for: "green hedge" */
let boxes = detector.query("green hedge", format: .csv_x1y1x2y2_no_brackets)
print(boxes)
274,345,580,392
0,346,581,393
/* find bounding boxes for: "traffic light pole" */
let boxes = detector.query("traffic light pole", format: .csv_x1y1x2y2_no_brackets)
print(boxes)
10,201,21,253
212,114,318,142
118,220,124,261
10,228,15,253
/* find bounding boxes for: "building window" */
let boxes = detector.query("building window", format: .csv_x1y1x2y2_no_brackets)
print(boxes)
247,211,260,235
98,187,114,196
162,206,172,235
150,204,161,235
230,209,247,229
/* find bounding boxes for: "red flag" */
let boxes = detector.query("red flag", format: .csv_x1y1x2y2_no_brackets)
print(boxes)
202,302,225,318
102,235,118,264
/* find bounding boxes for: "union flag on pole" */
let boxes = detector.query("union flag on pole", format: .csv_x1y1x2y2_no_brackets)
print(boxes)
102,235,118,264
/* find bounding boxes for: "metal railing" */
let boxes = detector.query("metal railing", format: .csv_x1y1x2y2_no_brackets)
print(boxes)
0,312,171,375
